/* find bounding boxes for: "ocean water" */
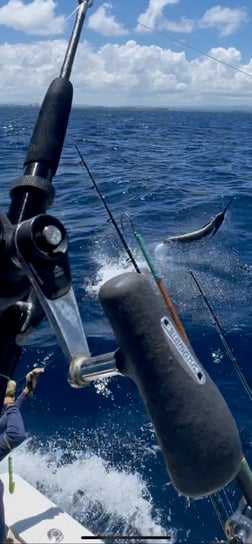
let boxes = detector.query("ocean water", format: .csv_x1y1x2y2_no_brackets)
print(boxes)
0,105,252,543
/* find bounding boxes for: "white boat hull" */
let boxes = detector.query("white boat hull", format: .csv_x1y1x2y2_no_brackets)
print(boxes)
1,473,103,543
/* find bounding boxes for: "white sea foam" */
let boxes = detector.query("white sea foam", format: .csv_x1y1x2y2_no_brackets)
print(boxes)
1,444,176,542
85,251,149,297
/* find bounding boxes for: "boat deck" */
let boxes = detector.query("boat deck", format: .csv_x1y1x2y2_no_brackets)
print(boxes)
2,473,103,544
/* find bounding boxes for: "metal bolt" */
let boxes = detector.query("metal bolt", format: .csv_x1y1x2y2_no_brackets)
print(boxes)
42,225,62,247
47,528,64,542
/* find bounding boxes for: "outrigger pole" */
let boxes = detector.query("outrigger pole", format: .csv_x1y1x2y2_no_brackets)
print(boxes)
0,1,251,541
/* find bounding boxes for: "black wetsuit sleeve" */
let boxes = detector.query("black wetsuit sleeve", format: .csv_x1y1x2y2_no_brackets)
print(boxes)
0,404,26,461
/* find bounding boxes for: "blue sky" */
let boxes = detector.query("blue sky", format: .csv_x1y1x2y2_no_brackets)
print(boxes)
0,0,251,107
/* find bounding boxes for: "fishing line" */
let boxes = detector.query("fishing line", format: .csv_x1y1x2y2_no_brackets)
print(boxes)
138,23,252,80
209,486,235,534
16,356,54,387
74,144,141,273
209,495,226,533
190,271,252,402
65,5,79,23
19,5,79,69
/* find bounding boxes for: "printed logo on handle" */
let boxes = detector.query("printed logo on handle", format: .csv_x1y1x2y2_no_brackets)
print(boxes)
161,316,206,384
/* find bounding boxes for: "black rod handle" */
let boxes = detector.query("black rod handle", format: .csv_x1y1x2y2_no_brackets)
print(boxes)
8,78,73,224
99,271,242,498
24,77,73,177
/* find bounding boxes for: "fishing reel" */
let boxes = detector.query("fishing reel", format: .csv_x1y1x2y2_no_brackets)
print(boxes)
0,205,113,375
225,496,252,543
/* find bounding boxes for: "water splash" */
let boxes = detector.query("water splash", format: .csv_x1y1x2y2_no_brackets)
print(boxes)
85,251,149,297
1,441,175,542
93,377,114,398
212,349,224,365
153,239,250,332
86,253,133,296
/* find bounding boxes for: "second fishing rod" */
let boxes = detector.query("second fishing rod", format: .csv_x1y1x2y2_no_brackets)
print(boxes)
74,144,140,273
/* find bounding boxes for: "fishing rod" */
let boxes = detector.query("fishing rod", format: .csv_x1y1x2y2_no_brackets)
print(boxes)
74,145,141,273
120,212,189,342
190,270,252,537
190,271,252,402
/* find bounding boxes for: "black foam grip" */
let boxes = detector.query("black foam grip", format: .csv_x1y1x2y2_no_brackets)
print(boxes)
24,77,73,176
99,272,242,497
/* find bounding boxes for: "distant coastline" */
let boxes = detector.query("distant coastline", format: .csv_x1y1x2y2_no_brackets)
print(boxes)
1,103,252,113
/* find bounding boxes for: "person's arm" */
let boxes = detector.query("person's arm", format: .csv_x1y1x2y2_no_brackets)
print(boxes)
0,403,26,461
14,367,45,410
15,391,28,410
0,367,44,460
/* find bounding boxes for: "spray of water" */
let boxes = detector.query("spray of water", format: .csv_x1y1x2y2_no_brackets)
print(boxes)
84,238,248,333
1,441,176,542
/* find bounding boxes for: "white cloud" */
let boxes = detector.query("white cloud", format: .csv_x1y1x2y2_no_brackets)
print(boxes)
136,2,248,38
0,0,65,36
136,0,179,32
87,2,128,37
0,39,251,108
199,6,249,37
0,40,66,103
160,16,194,34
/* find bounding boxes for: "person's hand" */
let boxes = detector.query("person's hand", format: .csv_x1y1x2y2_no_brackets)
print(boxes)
3,396,15,407
4,379,17,406
23,367,45,396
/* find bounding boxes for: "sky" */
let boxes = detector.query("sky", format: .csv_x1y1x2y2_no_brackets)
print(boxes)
0,0,251,108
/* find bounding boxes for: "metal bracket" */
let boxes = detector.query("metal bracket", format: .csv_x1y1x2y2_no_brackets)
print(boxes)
14,214,90,362
14,213,119,385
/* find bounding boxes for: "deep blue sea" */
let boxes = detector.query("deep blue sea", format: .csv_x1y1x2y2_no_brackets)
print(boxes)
0,105,252,543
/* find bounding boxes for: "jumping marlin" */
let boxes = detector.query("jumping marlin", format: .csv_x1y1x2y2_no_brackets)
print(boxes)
164,199,233,243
